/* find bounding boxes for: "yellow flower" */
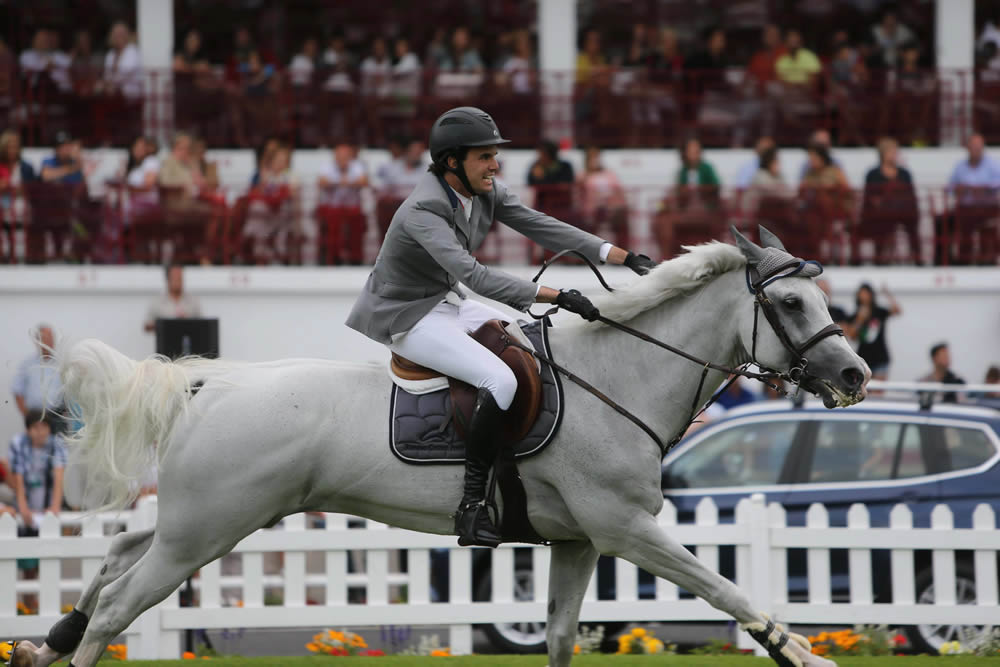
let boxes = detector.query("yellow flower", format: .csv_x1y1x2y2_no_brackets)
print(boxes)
61,604,75,614
327,630,346,642
306,642,324,653
349,633,368,648
631,627,647,637
0,642,13,662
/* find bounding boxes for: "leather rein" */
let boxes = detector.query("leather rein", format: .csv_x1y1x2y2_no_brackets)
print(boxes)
509,250,844,456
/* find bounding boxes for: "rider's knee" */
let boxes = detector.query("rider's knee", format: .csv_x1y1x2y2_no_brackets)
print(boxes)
488,366,518,411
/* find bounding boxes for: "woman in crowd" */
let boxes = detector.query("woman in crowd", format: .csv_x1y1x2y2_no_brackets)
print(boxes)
578,146,629,249
847,282,901,382
241,143,298,264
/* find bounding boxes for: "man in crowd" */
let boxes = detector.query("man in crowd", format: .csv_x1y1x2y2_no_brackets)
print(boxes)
920,342,966,403
40,132,85,184
527,140,575,223
10,325,63,419
144,263,203,332
945,132,1000,263
375,138,427,239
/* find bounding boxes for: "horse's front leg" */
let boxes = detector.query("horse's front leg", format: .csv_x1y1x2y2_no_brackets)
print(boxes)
545,540,599,667
591,513,836,667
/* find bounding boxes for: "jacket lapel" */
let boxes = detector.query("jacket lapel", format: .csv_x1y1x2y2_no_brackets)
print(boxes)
415,173,472,246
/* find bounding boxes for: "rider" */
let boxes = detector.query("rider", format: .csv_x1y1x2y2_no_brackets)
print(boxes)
346,107,655,547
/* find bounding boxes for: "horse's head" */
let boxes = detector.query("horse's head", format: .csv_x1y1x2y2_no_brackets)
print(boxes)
732,226,870,408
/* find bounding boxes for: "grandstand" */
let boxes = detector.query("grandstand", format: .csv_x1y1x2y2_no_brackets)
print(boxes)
0,0,996,266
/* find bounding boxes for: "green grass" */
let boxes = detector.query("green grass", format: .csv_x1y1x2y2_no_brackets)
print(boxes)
97,656,996,665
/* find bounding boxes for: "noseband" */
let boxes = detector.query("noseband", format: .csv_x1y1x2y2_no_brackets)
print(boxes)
746,260,845,385
516,250,845,455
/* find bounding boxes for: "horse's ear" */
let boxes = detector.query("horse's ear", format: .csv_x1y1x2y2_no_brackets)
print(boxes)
731,225,764,264
758,225,787,252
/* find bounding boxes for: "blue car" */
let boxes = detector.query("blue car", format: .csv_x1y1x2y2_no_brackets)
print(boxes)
660,396,1000,654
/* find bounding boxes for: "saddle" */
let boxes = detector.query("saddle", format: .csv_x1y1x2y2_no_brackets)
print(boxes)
390,320,544,442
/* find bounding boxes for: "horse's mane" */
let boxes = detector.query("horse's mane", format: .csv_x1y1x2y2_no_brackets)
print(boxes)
592,242,746,322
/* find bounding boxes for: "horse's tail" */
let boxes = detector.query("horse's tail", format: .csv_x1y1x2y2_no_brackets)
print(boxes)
61,339,196,510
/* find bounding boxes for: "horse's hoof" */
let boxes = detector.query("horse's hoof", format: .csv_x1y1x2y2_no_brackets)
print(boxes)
785,632,837,667
10,641,38,667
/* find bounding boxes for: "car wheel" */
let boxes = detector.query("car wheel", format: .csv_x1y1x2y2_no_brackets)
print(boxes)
905,563,992,654
476,553,547,653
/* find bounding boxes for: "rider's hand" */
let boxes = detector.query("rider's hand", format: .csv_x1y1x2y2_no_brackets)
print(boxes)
624,252,656,276
556,289,600,321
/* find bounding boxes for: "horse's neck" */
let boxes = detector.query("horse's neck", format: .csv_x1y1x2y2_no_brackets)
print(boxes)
555,270,748,444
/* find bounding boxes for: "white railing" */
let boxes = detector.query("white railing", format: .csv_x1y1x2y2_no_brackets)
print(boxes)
1,494,998,659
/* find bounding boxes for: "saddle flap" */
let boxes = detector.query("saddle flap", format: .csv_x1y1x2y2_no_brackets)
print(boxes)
450,320,544,443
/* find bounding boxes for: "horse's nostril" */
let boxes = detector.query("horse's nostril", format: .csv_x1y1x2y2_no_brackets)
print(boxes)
841,367,864,390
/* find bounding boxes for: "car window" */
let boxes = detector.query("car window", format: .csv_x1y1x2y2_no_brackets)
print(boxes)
895,424,928,479
666,421,798,489
937,425,996,472
811,420,902,483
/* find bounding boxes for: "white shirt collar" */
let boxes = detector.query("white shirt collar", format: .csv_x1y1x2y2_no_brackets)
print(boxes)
449,185,473,221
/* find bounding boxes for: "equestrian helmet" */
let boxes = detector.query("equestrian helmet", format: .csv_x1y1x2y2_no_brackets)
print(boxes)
429,107,511,166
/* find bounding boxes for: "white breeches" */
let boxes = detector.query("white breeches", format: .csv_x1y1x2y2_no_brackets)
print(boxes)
389,297,518,410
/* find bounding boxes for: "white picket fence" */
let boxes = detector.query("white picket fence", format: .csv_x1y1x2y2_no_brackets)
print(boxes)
1,494,998,659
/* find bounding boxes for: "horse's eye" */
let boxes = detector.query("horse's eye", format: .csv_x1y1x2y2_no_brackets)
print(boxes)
784,296,803,311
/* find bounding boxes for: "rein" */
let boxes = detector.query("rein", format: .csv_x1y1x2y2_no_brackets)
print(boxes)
519,249,842,455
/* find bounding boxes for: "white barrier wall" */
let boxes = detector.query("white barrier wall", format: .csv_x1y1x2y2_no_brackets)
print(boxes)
20,146,980,194
1,264,998,445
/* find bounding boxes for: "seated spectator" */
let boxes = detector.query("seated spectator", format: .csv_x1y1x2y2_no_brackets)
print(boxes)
68,30,103,97
40,132,85,184
9,409,66,529
94,22,143,145
798,128,842,179
686,27,759,146
861,137,919,262
0,130,36,246
192,137,219,191
392,37,421,100
919,342,965,403
527,140,575,224
361,37,393,97
173,28,220,93
827,35,871,146
885,42,936,146
437,26,484,72
743,146,794,216
375,138,426,239
11,324,63,419
776,29,821,86
118,135,160,242
158,131,218,262
317,143,368,265
735,135,776,188
653,136,721,259
425,28,448,66
799,143,853,261
498,30,535,94
19,28,72,94
241,143,299,264
289,36,321,87
578,147,629,249
871,7,915,68
747,24,787,93
847,283,901,381
945,132,1000,263
323,32,354,69
980,365,1000,399
576,28,608,84
144,263,202,332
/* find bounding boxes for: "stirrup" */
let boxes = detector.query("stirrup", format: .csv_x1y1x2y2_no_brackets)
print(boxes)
456,501,501,548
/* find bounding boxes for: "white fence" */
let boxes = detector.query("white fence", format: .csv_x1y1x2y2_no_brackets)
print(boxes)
1,494,998,659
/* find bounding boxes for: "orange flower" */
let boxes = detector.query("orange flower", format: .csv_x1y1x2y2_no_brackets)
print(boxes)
574,644,581,654
430,648,452,656
182,651,196,659
812,644,829,656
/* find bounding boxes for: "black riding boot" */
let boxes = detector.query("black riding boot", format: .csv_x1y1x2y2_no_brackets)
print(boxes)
454,388,503,548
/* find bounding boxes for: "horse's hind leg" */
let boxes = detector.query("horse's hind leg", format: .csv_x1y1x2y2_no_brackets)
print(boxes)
13,529,154,667
592,514,836,667
545,540,599,667
68,537,217,667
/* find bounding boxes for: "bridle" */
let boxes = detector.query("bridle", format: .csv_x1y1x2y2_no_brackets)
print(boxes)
508,250,844,455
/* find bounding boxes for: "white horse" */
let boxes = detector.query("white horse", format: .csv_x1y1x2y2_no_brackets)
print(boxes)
14,230,868,667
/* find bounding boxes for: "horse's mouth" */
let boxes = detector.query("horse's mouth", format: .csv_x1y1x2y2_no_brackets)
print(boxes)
803,377,867,408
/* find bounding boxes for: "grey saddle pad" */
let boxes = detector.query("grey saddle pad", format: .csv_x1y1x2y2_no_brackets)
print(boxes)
389,320,563,464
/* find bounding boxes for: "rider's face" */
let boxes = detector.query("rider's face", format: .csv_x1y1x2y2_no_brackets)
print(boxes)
459,146,500,194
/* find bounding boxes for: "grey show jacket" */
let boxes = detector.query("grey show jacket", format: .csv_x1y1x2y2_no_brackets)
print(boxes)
346,172,606,344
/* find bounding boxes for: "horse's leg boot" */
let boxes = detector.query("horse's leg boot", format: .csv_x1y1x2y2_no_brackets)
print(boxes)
455,388,503,548
741,613,836,667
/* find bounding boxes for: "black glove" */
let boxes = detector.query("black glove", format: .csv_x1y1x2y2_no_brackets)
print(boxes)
624,251,656,276
556,289,600,321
